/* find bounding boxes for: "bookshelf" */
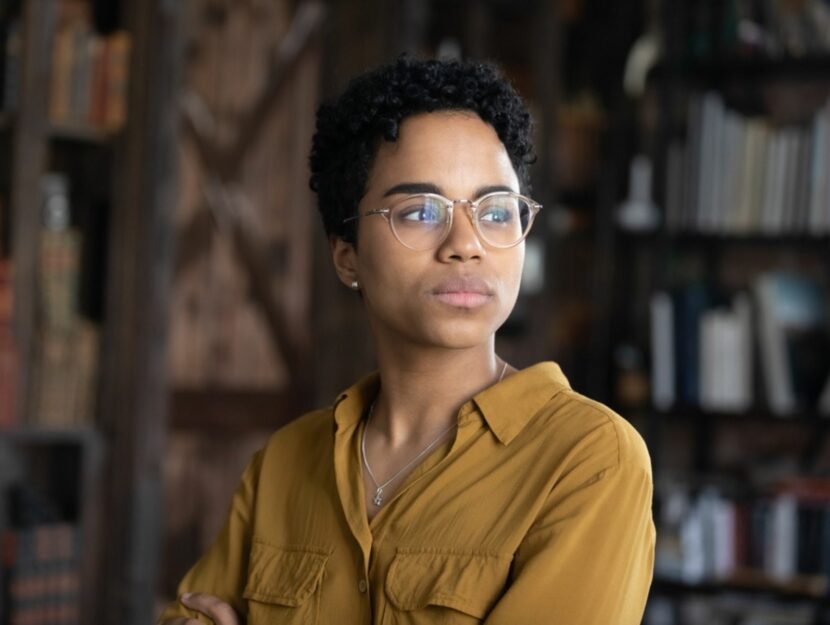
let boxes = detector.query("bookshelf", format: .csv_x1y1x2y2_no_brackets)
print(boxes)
587,1,830,623
0,1,181,625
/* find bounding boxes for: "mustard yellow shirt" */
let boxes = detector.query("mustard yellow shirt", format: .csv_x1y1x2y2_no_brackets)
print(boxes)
159,361,655,625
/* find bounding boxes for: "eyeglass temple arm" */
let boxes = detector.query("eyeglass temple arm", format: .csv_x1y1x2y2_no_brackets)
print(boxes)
341,208,390,225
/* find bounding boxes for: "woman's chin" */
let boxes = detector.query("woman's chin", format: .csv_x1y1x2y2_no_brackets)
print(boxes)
415,321,502,350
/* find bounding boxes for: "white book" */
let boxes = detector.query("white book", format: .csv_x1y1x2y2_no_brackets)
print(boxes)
680,502,706,583
686,96,704,232
721,112,745,233
699,93,725,232
699,296,753,412
666,142,687,233
712,496,736,579
808,101,829,234
793,127,812,234
754,275,797,415
737,118,759,233
699,310,722,411
778,128,798,234
747,121,771,234
761,130,781,234
765,494,798,582
706,94,727,232
650,292,675,411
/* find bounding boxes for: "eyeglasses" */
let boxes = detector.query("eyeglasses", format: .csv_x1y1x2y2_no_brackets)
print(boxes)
342,191,542,251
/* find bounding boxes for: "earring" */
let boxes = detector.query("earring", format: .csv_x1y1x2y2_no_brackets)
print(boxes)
350,280,359,290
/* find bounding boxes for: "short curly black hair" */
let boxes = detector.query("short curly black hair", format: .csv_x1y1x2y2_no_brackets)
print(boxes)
308,54,536,246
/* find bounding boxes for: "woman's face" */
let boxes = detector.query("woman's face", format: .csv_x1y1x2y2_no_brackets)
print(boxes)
334,110,526,350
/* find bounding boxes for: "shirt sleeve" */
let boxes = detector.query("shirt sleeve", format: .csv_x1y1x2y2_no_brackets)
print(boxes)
156,449,263,624
483,419,656,625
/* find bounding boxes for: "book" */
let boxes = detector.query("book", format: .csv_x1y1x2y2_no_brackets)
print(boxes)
48,0,131,132
699,294,753,413
650,291,676,411
673,283,714,406
754,271,830,416
5,524,81,625
676,92,830,236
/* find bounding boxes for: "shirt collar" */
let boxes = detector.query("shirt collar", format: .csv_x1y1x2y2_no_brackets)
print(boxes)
331,361,571,445
472,361,571,444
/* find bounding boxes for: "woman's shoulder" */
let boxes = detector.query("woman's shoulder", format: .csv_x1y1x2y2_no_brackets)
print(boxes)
531,386,652,474
259,406,335,455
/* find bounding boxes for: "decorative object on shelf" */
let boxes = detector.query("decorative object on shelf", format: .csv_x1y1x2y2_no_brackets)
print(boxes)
616,154,660,233
30,173,99,427
614,343,650,408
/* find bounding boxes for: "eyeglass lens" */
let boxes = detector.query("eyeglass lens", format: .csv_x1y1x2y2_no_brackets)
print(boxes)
390,194,533,250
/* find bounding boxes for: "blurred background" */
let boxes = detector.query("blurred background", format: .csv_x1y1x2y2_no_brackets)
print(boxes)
1,0,830,624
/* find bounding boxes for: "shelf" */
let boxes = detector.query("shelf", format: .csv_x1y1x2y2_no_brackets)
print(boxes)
649,55,830,85
652,571,829,604
48,123,118,145
0,110,14,131
169,388,305,432
0,426,102,445
631,406,830,424
617,230,830,248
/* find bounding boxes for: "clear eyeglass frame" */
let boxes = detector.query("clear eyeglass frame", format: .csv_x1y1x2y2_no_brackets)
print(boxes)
341,191,543,251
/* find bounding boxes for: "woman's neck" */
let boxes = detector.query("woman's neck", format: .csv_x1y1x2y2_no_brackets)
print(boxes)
368,339,509,447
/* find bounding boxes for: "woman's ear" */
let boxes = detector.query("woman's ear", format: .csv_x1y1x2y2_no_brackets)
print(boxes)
329,234,359,288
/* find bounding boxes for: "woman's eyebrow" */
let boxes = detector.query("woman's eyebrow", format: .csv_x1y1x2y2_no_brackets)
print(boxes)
382,182,516,198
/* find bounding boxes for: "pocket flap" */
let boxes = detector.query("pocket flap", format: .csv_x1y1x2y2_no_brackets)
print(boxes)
243,542,331,607
385,549,512,618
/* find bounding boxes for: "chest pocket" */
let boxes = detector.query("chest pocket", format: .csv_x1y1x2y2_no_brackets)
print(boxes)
383,549,512,624
243,541,331,625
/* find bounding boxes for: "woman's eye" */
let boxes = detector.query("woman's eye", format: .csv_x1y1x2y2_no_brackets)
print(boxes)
480,207,513,223
402,205,442,223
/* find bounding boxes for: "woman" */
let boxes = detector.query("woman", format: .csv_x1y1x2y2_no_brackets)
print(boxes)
159,55,655,625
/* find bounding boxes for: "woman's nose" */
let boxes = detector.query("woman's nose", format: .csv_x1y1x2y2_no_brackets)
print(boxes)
436,201,485,261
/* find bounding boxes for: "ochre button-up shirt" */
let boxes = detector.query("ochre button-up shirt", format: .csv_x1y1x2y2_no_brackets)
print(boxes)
158,361,655,625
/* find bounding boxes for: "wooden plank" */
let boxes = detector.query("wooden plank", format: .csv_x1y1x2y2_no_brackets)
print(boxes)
10,0,58,424
169,388,302,432
96,0,182,623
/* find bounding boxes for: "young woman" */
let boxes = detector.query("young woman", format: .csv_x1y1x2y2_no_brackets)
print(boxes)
159,55,655,625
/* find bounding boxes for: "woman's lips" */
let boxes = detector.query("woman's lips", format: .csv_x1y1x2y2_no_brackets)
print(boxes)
431,291,494,308
430,276,495,309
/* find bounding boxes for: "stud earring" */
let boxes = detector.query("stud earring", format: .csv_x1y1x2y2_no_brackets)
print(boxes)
350,280,359,290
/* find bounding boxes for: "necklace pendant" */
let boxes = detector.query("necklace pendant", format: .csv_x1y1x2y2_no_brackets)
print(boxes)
373,487,384,506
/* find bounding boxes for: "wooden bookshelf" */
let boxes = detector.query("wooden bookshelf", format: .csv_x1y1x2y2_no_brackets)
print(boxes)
590,2,830,622
649,55,830,85
0,1,182,624
652,571,830,605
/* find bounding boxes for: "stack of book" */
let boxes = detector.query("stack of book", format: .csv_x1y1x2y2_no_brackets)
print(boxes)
656,478,830,592
677,0,830,60
30,174,99,428
1,523,82,625
49,0,130,132
650,271,830,415
665,93,830,235
0,258,17,428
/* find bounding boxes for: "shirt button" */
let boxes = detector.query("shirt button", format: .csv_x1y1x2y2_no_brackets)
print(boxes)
358,579,368,593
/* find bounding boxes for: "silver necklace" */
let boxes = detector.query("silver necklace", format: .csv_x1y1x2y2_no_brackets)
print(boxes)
362,360,509,507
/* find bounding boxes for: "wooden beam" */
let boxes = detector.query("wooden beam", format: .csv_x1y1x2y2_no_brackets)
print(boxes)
169,388,302,432
97,1,182,624
10,0,57,424
180,1,327,182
